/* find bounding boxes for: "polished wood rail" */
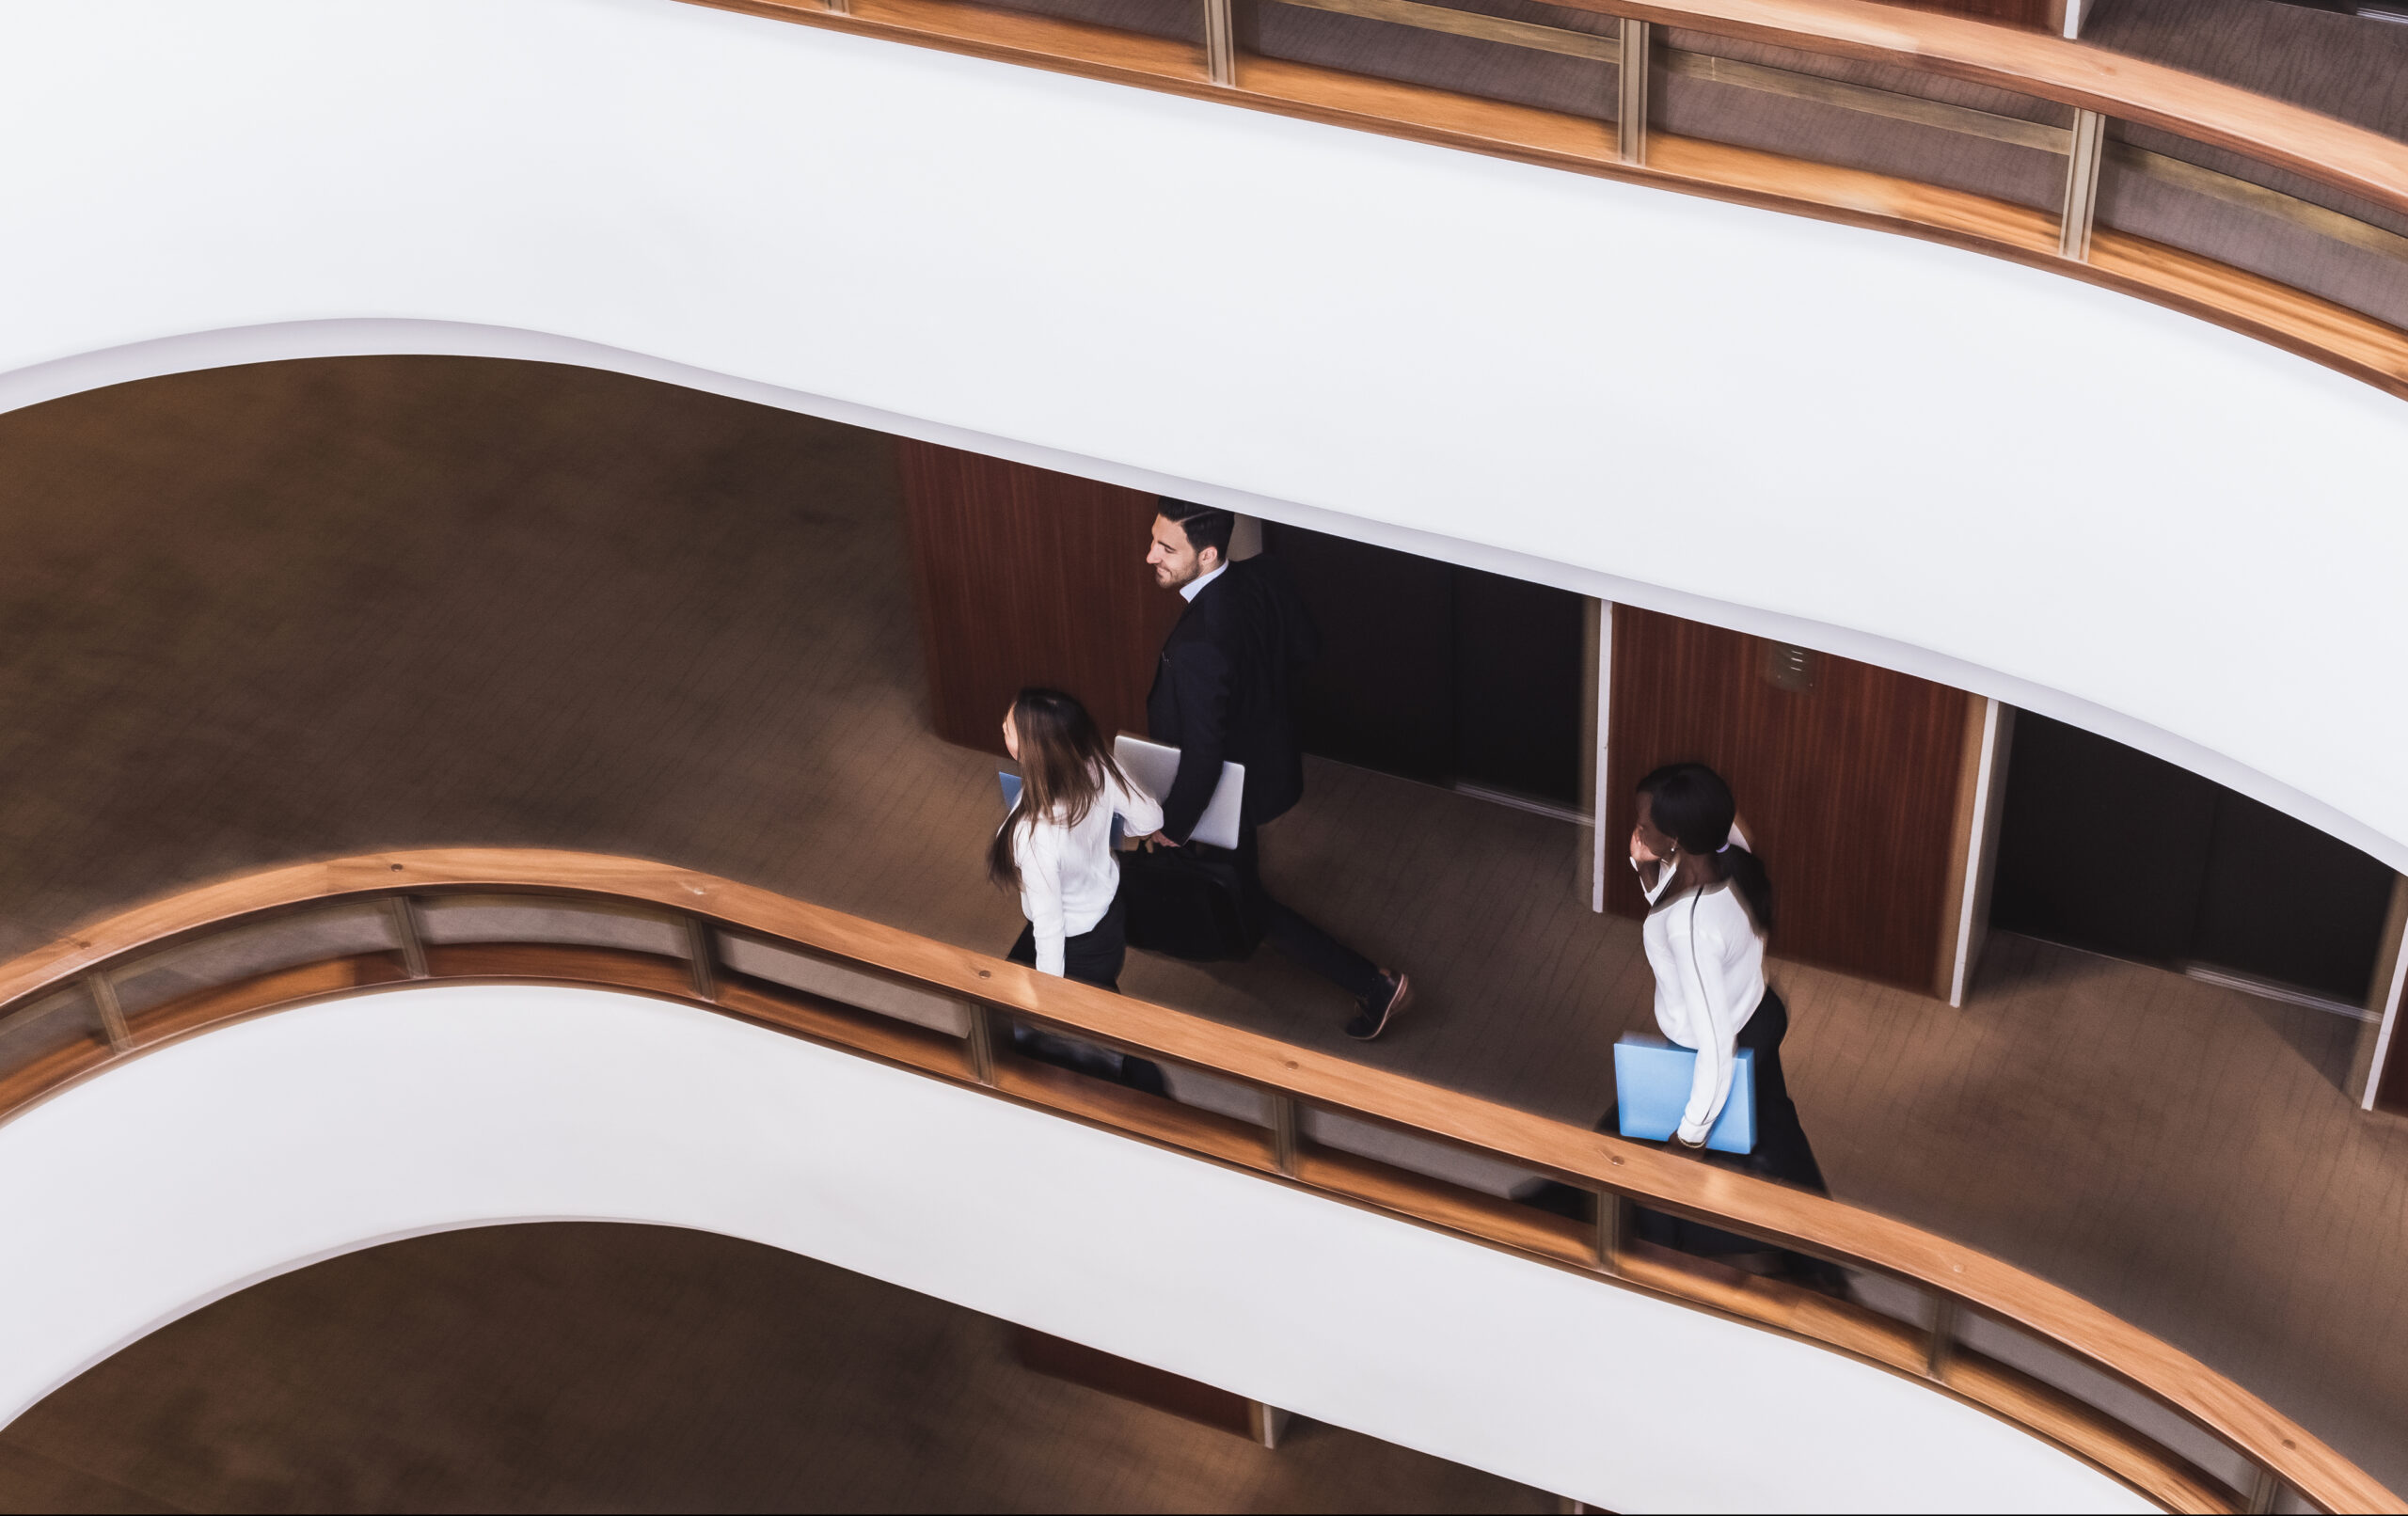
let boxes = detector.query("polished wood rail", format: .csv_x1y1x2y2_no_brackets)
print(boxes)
0,849,2393,1513
684,0,2408,399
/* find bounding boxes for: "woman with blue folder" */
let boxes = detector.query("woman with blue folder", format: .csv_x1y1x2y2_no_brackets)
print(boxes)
1622,763,1833,1274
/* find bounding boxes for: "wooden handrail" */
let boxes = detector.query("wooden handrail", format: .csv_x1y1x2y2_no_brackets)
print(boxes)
0,847,2393,1512
1550,0,2408,220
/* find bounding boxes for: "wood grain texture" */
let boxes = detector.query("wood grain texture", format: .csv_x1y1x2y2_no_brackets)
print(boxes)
677,0,2408,399
0,851,2386,1512
898,440,1180,756
1602,606,1976,994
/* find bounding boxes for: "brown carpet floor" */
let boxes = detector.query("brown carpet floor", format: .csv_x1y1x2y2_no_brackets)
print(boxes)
0,1223,1549,1514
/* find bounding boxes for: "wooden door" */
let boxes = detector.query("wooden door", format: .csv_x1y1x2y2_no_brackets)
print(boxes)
897,442,1177,757
1603,606,1977,993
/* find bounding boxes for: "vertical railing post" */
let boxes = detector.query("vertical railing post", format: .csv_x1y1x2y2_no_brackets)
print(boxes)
87,971,130,1054
684,916,719,1003
1269,1095,1299,1176
387,895,430,980
2059,108,2105,261
1203,0,1236,86
1595,1190,1630,1275
2243,1464,2282,1515
1925,1293,1960,1382
1616,18,1650,166
966,1003,997,1086
824,0,851,15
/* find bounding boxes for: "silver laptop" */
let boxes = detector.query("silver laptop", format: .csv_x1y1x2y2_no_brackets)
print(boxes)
1113,735,1245,850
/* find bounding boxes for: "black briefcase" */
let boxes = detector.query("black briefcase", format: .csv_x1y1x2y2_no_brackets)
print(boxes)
1118,843,1261,962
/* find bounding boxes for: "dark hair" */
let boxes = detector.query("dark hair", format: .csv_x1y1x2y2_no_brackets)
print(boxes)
1637,762,1775,935
1155,497,1234,562
990,688,1134,891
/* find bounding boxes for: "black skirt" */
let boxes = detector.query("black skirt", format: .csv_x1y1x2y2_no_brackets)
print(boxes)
1626,987,1830,1255
1005,894,1164,1096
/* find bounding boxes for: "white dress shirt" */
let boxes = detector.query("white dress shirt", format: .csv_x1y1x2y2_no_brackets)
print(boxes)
1180,560,1228,603
1641,883,1767,1145
1012,767,1164,977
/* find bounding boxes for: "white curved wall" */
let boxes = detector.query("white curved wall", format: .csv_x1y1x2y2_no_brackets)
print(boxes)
0,985,2147,1513
1,0,2403,867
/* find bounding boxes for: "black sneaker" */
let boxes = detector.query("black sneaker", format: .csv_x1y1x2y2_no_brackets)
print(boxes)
1344,971,1412,1040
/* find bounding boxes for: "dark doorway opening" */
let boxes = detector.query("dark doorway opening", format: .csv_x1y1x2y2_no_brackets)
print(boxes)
1989,712,2396,1003
1260,523,1587,810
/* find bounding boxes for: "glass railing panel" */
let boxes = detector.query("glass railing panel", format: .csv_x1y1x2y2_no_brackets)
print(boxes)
1244,0,1621,122
108,903,399,1018
2095,120,2408,331
978,0,1204,44
1654,28,2075,213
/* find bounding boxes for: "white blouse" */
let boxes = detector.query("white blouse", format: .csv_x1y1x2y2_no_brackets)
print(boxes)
1641,882,1767,1146
1011,768,1164,977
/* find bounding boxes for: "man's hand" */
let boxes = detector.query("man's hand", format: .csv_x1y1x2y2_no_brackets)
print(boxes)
1143,831,1180,850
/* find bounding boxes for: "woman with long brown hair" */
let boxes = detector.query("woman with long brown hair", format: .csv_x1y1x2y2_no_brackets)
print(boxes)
990,687,1163,993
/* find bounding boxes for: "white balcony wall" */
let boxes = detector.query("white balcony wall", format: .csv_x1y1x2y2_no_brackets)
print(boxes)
0,984,2148,1513
0,0,2401,865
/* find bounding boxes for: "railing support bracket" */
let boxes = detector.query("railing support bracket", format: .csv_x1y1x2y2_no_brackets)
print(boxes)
1617,18,1650,166
2060,107,2106,261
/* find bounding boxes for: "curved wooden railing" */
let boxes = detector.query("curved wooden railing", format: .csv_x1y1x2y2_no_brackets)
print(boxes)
0,849,2391,1513
684,0,2408,399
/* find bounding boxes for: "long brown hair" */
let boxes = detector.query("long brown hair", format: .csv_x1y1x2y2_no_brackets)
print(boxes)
989,687,1134,890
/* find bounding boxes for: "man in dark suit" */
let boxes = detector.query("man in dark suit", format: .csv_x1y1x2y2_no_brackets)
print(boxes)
1142,497,1412,1039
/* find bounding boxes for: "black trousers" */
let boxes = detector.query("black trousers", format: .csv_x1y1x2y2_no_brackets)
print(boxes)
1231,823,1387,1005
1006,895,1165,1096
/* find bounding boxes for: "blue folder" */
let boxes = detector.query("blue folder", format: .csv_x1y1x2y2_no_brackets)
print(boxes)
1613,1034,1756,1154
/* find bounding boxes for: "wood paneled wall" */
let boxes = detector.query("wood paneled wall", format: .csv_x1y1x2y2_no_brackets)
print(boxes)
898,442,1177,756
1604,607,1979,994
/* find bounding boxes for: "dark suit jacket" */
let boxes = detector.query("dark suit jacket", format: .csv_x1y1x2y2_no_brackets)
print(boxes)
1146,557,1320,843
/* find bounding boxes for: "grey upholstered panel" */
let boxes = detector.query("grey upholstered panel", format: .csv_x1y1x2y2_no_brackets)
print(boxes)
0,985,103,1071
1956,1307,2258,1495
1249,0,1619,121
416,896,688,957
1656,28,2071,213
716,931,973,1037
2084,0,2408,144
1300,1106,1544,1197
2097,146,2408,330
109,903,399,1016
982,0,1201,43
1160,1061,1275,1126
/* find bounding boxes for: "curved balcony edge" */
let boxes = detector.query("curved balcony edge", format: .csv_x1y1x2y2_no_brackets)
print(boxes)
0,846,2392,1514
681,0,2408,403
